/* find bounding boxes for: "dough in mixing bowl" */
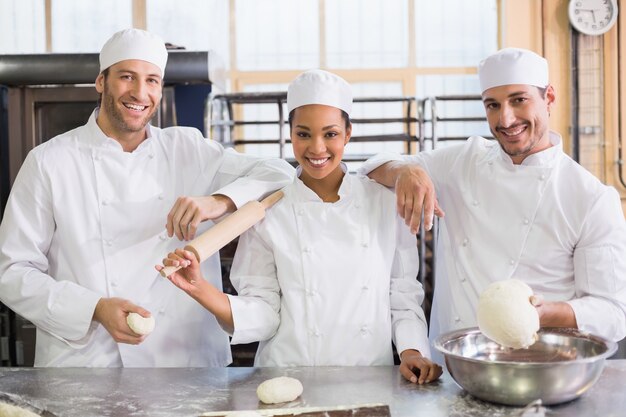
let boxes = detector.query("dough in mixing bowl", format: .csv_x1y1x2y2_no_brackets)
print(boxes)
477,279,539,349
126,312,155,335
256,376,303,404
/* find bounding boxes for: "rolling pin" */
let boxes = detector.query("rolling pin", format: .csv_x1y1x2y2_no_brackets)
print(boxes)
159,190,284,277
199,403,391,416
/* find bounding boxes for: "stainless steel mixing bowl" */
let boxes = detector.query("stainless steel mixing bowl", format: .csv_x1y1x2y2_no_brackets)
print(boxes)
434,327,617,406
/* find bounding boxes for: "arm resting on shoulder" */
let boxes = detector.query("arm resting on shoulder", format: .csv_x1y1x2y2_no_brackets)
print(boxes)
364,158,443,233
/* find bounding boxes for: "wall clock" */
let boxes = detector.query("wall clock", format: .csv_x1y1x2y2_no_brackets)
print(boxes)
568,0,618,36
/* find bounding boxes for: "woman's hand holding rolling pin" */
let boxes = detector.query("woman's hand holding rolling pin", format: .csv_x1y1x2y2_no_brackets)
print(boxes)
155,249,235,332
156,249,204,295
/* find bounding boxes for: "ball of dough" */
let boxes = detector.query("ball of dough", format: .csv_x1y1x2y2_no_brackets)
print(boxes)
126,312,155,335
477,279,539,349
256,376,303,404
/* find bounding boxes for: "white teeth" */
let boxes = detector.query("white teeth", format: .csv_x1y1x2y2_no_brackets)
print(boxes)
502,126,525,136
308,158,329,166
124,103,146,111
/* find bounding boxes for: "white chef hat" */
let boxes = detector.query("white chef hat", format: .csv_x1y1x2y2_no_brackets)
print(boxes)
478,48,549,93
287,69,353,116
99,28,168,77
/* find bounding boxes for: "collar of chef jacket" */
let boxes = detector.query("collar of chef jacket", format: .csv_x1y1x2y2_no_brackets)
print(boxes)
85,108,156,153
480,130,563,169
294,162,352,202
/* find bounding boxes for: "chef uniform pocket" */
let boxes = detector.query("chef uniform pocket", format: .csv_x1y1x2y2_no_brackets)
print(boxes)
574,246,617,297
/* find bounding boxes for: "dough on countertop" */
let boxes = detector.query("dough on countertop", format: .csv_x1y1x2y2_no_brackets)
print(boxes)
256,376,303,404
477,279,540,349
0,402,41,417
126,312,155,335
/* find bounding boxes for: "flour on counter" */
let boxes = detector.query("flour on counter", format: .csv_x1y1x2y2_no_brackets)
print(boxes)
0,402,41,417
225,412,263,417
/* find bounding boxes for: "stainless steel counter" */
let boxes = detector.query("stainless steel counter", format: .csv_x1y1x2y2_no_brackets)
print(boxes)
1,361,625,417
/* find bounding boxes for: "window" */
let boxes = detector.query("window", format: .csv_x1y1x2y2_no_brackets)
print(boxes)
51,0,131,52
0,0,45,53
415,0,498,67
147,0,230,67
326,0,409,68
236,0,320,70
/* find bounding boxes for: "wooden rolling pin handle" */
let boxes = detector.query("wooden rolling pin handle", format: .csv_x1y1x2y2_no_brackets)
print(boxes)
261,190,284,209
159,244,199,277
159,264,181,278
159,190,283,279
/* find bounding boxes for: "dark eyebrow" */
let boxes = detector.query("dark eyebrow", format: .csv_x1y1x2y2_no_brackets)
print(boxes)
295,124,340,130
483,91,529,104
115,69,162,80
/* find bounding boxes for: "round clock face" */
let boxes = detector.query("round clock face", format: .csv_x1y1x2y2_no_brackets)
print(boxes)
568,0,619,35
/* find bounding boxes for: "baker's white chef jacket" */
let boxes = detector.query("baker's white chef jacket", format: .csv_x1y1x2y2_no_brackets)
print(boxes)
226,165,431,366
360,133,626,355
0,110,294,367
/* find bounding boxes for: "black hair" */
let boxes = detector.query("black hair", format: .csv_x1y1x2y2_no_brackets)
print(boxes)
288,108,351,130
97,68,110,106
